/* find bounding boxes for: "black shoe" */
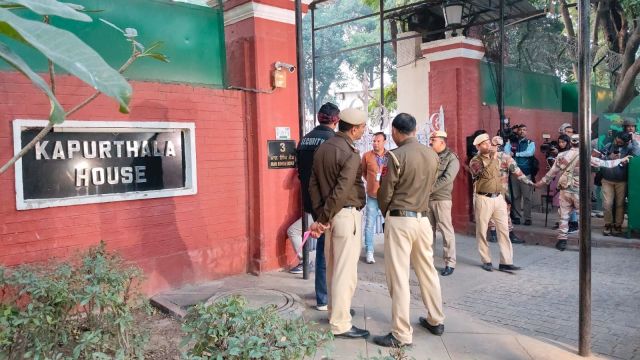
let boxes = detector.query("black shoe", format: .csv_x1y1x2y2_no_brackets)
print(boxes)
568,221,578,234
524,219,532,226
512,218,521,225
334,326,369,339
419,317,444,336
481,262,493,272
373,333,411,347
488,229,497,243
440,266,454,276
498,264,522,271
555,240,567,251
509,231,524,244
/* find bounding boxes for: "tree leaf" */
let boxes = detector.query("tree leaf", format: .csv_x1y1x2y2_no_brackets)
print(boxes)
0,21,27,44
0,8,132,112
3,0,91,22
141,52,169,63
0,41,65,123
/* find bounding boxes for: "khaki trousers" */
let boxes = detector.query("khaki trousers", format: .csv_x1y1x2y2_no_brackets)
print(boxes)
474,194,513,265
428,200,456,267
384,214,445,344
601,179,627,226
511,173,533,221
558,190,579,240
324,208,362,334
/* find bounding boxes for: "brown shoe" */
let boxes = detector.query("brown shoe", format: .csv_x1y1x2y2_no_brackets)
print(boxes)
613,225,623,237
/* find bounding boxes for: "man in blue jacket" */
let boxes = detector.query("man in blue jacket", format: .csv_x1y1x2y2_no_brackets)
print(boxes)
504,124,536,225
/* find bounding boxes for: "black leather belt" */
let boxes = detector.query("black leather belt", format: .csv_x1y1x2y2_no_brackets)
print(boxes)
389,210,428,217
477,192,501,198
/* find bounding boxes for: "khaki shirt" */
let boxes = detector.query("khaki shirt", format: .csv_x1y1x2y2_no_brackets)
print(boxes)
430,147,460,201
469,152,533,194
377,137,439,215
309,132,366,224
469,154,502,194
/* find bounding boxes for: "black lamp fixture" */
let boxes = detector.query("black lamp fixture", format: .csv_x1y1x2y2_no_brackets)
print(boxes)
442,0,464,36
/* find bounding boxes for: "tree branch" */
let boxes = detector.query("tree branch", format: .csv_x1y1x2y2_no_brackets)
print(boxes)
610,56,640,112
0,51,140,175
559,0,578,79
43,16,56,95
619,23,640,79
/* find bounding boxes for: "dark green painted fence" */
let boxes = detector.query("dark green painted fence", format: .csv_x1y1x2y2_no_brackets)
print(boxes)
2,0,226,86
480,62,563,111
562,83,640,114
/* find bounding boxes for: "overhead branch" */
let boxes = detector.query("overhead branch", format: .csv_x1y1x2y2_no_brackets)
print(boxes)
619,25,640,80
559,0,578,78
610,56,640,112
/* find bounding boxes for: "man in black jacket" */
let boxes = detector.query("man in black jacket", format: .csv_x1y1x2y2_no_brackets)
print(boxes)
296,102,339,311
600,132,638,236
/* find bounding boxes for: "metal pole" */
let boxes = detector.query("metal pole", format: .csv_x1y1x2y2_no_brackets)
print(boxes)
379,0,385,115
498,0,505,129
577,0,592,354
295,0,310,280
311,6,317,120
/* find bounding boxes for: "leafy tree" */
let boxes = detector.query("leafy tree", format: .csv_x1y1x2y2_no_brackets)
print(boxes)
0,0,167,175
303,0,397,120
302,1,351,115
557,0,640,112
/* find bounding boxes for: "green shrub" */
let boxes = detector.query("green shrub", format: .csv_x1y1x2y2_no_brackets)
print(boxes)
181,296,332,360
0,241,150,359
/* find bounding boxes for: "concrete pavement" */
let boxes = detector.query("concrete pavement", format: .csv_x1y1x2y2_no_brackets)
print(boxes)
153,232,640,359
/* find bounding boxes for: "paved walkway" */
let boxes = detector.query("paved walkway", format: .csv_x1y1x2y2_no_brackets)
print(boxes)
154,233,640,359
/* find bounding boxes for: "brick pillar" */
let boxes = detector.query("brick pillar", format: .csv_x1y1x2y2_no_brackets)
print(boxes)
423,37,485,230
224,0,309,273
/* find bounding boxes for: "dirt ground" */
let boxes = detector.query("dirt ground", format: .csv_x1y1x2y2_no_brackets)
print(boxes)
140,311,183,359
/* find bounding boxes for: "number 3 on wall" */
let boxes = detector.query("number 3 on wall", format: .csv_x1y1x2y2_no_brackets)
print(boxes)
280,143,286,152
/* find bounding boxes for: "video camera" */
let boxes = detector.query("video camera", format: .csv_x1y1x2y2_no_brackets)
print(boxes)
539,134,559,168
500,124,520,144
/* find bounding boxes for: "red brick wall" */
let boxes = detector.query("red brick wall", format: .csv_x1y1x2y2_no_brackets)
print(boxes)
225,17,302,273
429,58,484,228
0,72,249,295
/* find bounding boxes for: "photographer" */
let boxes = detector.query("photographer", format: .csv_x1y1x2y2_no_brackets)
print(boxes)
504,124,536,225
600,132,638,236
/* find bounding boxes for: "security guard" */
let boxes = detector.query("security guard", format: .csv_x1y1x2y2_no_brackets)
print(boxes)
372,113,444,348
296,102,339,310
469,133,532,272
308,108,368,339
534,134,631,250
427,130,460,276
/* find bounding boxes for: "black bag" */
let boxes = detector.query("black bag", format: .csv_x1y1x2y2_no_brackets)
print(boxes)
594,171,603,186
530,156,540,179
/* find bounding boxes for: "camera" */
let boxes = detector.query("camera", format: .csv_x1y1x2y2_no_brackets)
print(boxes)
500,125,520,143
274,61,296,73
540,140,559,168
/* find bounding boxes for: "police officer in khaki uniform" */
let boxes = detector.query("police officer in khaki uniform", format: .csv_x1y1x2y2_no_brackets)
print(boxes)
469,133,532,272
428,130,460,276
372,113,445,348
308,108,369,339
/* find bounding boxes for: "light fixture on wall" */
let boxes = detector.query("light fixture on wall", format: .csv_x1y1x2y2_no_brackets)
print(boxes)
442,0,464,37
